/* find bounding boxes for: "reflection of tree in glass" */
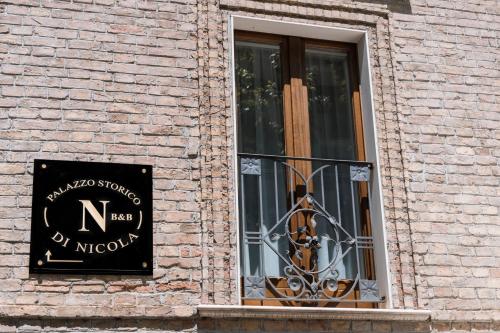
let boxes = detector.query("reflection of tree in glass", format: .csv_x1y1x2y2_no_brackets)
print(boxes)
237,50,281,110
236,46,284,152
306,58,348,107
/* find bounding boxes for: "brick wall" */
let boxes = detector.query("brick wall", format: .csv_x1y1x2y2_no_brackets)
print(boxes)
0,0,201,319
0,0,498,331
392,0,499,322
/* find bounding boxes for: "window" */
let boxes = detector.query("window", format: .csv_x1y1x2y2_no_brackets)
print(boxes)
235,31,382,307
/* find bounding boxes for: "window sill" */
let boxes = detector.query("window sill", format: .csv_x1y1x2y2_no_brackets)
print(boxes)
197,304,431,322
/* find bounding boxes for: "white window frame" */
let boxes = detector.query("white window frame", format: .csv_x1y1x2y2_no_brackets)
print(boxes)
229,15,393,308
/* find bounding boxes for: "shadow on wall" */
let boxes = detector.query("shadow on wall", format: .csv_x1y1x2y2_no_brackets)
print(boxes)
356,0,412,14
198,318,432,333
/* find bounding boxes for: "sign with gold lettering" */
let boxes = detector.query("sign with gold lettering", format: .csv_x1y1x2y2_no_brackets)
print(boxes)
29,159,152,275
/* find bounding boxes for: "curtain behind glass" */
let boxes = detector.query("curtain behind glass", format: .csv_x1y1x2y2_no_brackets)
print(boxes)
305,48,361,280
236,41,287,277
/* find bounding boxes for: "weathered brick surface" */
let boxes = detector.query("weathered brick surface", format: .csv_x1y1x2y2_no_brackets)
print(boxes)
0,0,201,319
0,0,498,332
391,0,499,323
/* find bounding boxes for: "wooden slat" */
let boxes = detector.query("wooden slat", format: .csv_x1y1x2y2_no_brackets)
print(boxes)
287,36,314,273
234,30,285,44
288,37,312,162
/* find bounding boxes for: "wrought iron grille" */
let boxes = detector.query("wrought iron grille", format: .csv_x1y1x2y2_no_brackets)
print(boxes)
238,153,383,305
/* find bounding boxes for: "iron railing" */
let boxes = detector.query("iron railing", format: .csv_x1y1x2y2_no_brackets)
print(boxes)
238,153,382,304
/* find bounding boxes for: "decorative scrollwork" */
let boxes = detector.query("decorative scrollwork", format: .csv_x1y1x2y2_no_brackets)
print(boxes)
241,158,261,175
244,276,265,298
257,162,359,301
360,279,379,301
240,157,380,303
350,165,370,182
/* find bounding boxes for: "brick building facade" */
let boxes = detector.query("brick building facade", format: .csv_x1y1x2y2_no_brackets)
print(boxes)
0,0,498,332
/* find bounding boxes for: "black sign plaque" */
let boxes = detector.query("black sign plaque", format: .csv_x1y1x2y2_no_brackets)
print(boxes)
29,159,153,275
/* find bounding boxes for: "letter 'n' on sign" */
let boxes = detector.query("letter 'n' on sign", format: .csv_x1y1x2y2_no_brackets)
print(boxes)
78,200,109,232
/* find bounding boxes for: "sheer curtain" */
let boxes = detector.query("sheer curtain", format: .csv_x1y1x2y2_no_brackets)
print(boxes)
236,41,287,277
305,48,359,280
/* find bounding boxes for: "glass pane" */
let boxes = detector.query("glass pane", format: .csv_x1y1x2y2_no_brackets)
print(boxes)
305,47,361,281
235,41,284,155
236,40,287,278
305,48,356,160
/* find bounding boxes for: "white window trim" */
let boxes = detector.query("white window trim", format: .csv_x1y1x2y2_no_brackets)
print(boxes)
228,15,393,308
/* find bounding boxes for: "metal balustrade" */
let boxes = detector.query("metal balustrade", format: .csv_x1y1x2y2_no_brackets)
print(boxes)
238,153,383,305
